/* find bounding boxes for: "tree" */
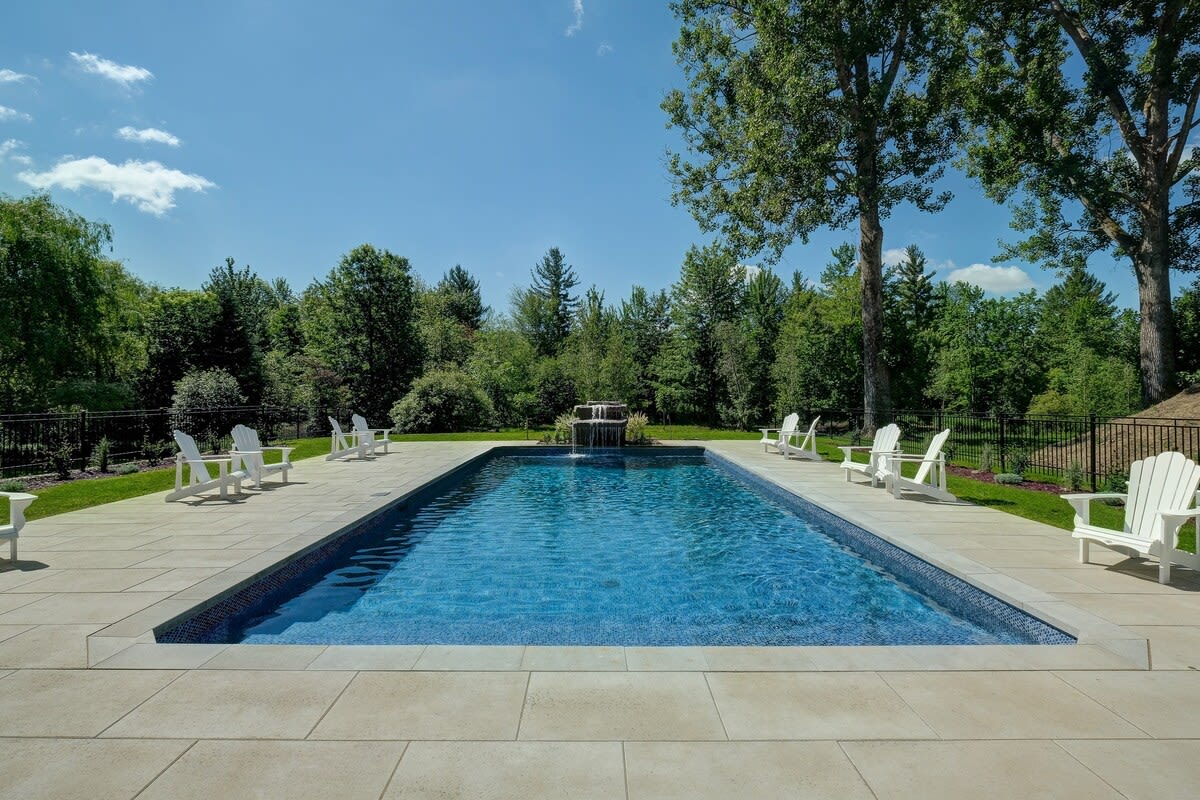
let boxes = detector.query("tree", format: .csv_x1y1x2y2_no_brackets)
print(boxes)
0,194,116,409
514,247,580,357
567,287,613,402
203,258,270,403
888,244,938,407
664,0,962,430
137,289,220,407
437,265,488,331
741,268,785,423
959,0,1200,405
302,244,422,421
653,243,743,424
616,286,672,413
772,247,864,415
928,283,1044,413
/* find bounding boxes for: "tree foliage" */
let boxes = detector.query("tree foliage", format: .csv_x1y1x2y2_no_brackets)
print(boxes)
390,368,494,433
664,0,963,428
0,194,120,409
302,244,422,421
958,0,1200,404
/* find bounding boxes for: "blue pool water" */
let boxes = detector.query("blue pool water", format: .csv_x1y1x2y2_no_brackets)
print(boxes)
203,450,1070,647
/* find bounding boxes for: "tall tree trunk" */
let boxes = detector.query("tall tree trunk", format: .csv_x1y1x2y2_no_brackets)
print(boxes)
859,203,891,433
1134,217,1175,407
1133,79,1177,407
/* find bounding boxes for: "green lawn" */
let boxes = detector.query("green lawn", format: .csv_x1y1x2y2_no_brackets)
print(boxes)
4,426,1185,552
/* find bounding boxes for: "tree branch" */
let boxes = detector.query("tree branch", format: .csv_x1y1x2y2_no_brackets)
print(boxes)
1046,1,1144,168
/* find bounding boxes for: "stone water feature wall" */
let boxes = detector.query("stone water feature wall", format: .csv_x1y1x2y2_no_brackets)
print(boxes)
570,401,628,449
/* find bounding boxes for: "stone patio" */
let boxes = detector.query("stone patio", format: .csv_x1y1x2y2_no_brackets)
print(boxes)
0,440,1197,799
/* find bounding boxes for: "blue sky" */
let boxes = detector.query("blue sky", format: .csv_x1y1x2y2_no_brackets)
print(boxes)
0,1,1145,312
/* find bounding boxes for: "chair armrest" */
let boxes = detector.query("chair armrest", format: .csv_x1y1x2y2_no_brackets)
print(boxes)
0,491,36,529
1158,507,1200,523
260,446,294,454
1062,492,1127,526
230,449,263,456
1060,493,1126,502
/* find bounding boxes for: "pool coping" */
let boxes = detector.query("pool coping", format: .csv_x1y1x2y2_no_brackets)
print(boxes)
84,441,1151,671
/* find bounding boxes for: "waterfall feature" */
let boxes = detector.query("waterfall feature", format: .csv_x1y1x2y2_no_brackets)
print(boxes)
569,401,629,452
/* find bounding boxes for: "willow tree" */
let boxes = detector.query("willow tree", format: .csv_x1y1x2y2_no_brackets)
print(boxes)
960,1,1199,405
663,0,960,429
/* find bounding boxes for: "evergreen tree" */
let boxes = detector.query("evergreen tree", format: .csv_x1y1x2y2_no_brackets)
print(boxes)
889,245,938,407
202,258,270,404
437,264,488,331
617,286,672,413
516,247,580,357
654,244,743,424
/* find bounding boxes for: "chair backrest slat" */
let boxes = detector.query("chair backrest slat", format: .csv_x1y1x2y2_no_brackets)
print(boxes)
913,429,951,484
173,430,211,481
1123,451,1200,537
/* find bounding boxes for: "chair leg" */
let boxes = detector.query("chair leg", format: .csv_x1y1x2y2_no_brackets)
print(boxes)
1159,557,1172,585
8,538,15,561
1078,539,1089,564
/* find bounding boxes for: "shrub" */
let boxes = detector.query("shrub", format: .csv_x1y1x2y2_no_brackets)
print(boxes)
90,436,112,472
553,413,577,444
1102,469,1128,494
0,479,25,492
1007,449,1030,477
994,472,1024,485
626,411,649,444
171,368,246,410
46,435,75,480
978,443,993,473
116,463,140,475
390,369,495,433
1063,459,1085,492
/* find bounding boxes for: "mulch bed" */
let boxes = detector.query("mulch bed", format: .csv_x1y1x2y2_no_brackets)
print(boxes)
7,458,174,491
946,464,1067,495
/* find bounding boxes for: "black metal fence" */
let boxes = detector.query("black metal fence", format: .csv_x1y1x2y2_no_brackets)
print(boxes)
0,406,328,478
7,401,1200,489
809,408,1200,491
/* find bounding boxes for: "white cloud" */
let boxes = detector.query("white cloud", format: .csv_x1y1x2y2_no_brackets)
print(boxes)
70,52,153,87
882,247,908,267
0,69,32,83
0,138,23,159
18,156,215,215
597,42,613,56
946,263,1035,293
739,263,762,281
117,126,181,147
0,105,32,122
565,0,584,36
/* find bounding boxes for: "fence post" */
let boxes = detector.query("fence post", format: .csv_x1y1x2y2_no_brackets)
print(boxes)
997,412,1007,473
78,409,87,471
1089,414,1098,492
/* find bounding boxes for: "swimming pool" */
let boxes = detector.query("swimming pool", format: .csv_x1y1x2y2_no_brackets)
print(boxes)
160,448,1072,647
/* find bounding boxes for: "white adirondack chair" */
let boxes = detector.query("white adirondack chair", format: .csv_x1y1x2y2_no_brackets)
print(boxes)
839,423,901,487
0,490,36,561
881,428,955,502
352,413,392,455
230,424,294,488
166,429,245,502
1063,451,1200,585
781,416,821,461
758,413,800,454
326,417,369,461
